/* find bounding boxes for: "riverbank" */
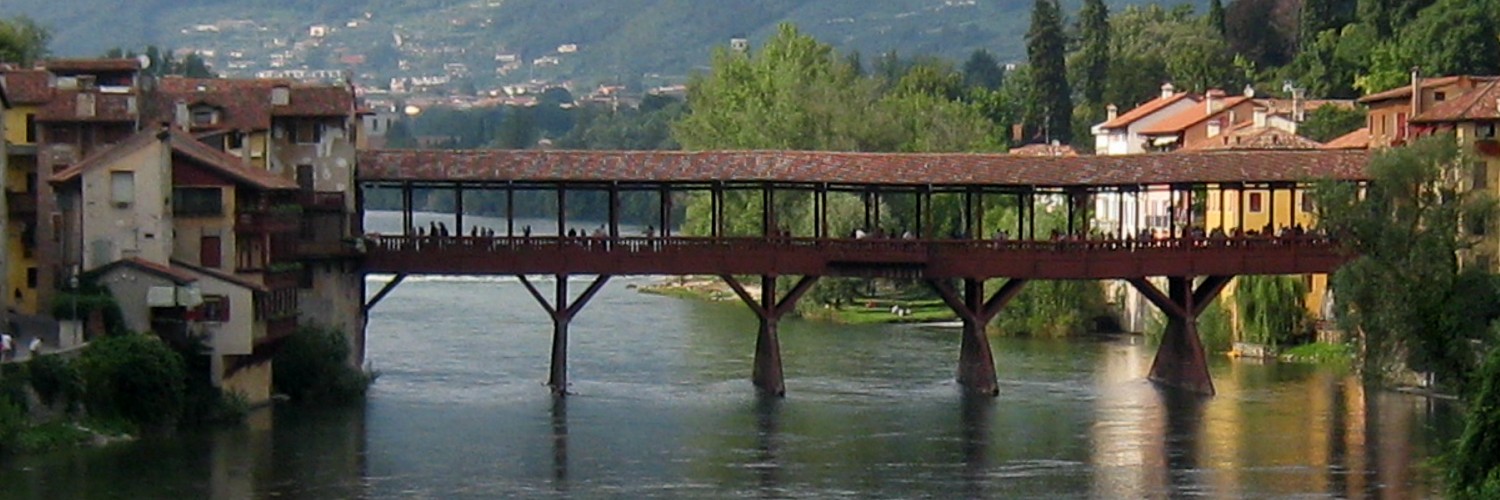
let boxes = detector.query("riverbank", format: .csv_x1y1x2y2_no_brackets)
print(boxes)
636,277,956,325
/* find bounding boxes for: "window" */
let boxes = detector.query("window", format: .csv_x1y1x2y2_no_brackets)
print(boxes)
24,113,36,143
1434,91,1447,102
1248,192,1264,213
173,187,223,216
190,107,217,126
1470,213,1489,236
26,268,36,289
201,295,230,323
295,122,322,144
226,132,244,150
1475,162,1490,190
1301,192,1315,213
110,171,135,207
1480,122,1498,139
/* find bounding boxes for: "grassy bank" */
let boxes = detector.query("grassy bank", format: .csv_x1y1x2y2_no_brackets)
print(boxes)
638,278,956,325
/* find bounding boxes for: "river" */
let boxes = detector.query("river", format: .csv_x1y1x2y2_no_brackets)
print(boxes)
0,212,1463,498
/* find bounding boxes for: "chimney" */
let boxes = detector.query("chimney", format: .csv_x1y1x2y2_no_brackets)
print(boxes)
174,99,190,132
1253,107,1268,128
1291,87,1306,122
1206,89,1226,113
1243,84,1256,98
1410,67,1422,117
1106,104,1118,121
271,85,290,106
1161,82,1176,100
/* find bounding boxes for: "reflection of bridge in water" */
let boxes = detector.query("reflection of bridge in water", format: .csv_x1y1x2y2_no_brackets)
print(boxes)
357,149,1370,397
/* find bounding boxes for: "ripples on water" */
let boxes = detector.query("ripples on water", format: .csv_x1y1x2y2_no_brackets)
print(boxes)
0,216,1463,498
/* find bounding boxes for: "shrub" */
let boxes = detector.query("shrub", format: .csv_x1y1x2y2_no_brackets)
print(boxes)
1450,347,1500,498
76,333,186,430
274,326,373,404
26,355,83,411
0,399,25,454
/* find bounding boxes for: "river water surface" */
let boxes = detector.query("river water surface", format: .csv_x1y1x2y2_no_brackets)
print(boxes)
0,213,1462,498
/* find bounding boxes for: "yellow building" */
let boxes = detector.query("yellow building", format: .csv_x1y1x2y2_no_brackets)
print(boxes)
1203,181,1330,332
1409,79,1500,270
0,68,48,314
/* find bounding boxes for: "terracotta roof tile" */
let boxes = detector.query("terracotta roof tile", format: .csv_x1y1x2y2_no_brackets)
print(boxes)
49,129,165,183
1357,76,1500,103
49,128,298,190
357,149,1371,187
1182,126,1324,151
35,89,137,122
0,69,52,104
274,86,355,117
1139,97,1253,135
166,129,298,190
92,257,200,285
148,77,280,130
1321,128,1370,150
41,58,142,73
171,259,270,293
1008,143,1080,157
1411,80,1500,123
1096,93,1198,130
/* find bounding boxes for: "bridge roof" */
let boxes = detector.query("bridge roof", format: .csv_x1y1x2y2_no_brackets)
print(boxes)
357,149,1370,188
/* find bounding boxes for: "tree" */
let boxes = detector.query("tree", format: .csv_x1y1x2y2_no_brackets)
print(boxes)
1356,0,1500,95
1207,0,1227,35
1299,104,1367,142
0,16,50,66
1315,135,1500,391
1076,0,1111,116
1225,0,1300,68
1300,0,1342,49
961,49,1005,91
1450,347,1500,498
1024,0,1073,145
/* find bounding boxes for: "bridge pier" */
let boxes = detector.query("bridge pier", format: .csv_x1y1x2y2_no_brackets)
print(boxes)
722,275,820,396
928,278,1029,396
519,274,612,396
1126,276,1232,395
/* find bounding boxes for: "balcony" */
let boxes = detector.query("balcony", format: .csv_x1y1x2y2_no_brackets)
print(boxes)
6,191,37,216
235,207,301,234
301,191,347,212
297,238,364,259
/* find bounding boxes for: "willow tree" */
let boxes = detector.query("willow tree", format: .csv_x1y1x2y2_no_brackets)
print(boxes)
1315,135,1500,390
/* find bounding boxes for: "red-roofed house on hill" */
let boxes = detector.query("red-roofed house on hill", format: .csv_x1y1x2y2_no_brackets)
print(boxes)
1358,73,1499,149
1091,83,1201,155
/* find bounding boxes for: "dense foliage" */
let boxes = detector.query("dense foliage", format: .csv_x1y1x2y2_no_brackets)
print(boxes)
1299,104,1368,143
273,325,373,404
0,16,48,65
1232,275,1311,347
1315,135,1500,391
76,334,187,429
1450,346,1500,498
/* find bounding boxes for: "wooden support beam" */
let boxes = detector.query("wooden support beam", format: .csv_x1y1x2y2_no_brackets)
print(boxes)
926,278,1027,397
720,274,820,397
363,273,407,314
518,274,613,396
1128,276,1220,396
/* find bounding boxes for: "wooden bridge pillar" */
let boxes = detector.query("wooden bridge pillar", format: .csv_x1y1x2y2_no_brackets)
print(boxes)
519,274,612,396
928,278,1029,396
722,275,820,396
1126,276,1232,395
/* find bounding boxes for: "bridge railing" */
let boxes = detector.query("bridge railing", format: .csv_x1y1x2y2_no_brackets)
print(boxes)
365,233,1340,255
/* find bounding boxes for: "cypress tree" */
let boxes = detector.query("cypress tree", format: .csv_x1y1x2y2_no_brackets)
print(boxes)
1024,0,1072,144
1207,0,1227,35
1077,0,1110,114
1301,0,1337,50
961,49,1005,90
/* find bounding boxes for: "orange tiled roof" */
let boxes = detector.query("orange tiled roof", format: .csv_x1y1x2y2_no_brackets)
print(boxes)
35,89,137,122
166,129,298,190
92,257,200,285
1183,126,1324,151
171,259,270,293
1357,76,1500,103
149,77,281,130
1411,80,1500,123
1322,128,1370,150
274,85,356,117
0,69,52,104
1008,143,1080,157
357,149,1372,187
1139,97,1253,135
49,128,298,190
1096,93,1198,130
40,58,142,73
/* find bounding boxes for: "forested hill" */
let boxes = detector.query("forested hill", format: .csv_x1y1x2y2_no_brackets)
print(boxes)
8,0,1204,84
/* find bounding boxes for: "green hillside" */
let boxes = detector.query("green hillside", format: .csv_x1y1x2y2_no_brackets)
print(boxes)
7,0,1206,85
